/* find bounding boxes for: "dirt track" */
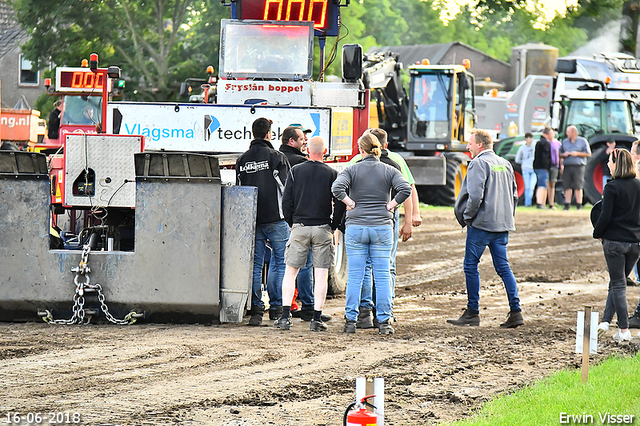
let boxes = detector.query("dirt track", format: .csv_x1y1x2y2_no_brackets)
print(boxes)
1,207,639,426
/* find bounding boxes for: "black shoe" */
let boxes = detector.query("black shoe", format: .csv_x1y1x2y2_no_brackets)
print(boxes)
447,309,480,326
344,319,356,333
500,311,524,328
299,309,314,321
274,315,292,330
320,313,332,322
356,308,374,329
248,307,264,326
310,319,328,332
628,312,640,329
563,204,570,211
269,306,283,320
576,204,583,210
291,309,302,318
627,277,638,287
378,319,394,335
536,204,543,209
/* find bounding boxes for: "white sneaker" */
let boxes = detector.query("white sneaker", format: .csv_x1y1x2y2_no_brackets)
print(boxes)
612,329,631,343
597,322,609,338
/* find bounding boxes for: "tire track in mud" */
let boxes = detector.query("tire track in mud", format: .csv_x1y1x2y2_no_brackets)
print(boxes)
0,208,637,426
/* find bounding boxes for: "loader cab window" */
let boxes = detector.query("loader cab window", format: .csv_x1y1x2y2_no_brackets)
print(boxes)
606,100,633,134
62,96,102,127
565,100,602,139
411,73,451,140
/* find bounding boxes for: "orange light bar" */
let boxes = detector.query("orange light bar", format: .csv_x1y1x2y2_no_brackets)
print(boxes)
462,59,471,69
206,65,214,74
605,76,611,84
81,59,89,67
421,58,430,65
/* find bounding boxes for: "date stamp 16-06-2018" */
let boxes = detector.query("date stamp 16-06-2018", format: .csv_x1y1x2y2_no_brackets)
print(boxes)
3,412,82,425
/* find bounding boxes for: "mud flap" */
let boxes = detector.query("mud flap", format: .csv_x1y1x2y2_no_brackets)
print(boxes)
220,186,258,323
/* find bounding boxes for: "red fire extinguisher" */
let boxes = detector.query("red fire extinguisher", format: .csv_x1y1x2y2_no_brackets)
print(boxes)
343,394,377,426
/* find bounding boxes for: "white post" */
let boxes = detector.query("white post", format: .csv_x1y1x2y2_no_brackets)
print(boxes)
355,377,366,403
374,377,384,426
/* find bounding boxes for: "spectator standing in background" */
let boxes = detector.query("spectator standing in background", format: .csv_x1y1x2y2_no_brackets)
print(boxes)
560,126,591,210
47,100,63,140
602,139,616,190
515,133,536,207
533,127,554,209
548,136,561,209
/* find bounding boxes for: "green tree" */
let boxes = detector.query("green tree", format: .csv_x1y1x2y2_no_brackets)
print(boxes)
11,0,228,101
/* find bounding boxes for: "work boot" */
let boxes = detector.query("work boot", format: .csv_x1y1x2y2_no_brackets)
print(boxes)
628,311,640,329
378,320,394,335
269,306,283,321
274,314,292,330
446,309,480,326
356,307,374,329
310,319,328,332
500,310,524,328
344,319,356,334
248,306,264,326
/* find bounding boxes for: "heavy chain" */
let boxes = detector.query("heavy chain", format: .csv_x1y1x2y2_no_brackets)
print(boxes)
41,243,139,325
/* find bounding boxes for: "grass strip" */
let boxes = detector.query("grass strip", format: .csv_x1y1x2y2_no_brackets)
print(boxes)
445,353,640,426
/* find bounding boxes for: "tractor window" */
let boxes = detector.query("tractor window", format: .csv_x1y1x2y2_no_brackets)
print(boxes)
565,100,602,139
606,101,633,134
411,73,451,139
62,96,102,127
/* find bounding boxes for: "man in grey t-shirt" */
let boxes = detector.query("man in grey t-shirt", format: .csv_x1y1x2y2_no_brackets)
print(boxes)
560,125,591,210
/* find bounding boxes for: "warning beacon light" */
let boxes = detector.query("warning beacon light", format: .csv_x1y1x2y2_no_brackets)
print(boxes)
89,53,99,71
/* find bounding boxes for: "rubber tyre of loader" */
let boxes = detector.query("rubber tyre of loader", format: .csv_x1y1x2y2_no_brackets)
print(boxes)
327,230,347,296
417,159,464,207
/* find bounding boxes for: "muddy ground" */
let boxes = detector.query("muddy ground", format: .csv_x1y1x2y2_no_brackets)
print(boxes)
1,207,639,426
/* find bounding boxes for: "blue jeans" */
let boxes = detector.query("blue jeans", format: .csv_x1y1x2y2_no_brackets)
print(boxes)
522,169,537,207
345,225,393,322
360,210,400,309
463,226,520,314
296,250,314,310
252,220,290,310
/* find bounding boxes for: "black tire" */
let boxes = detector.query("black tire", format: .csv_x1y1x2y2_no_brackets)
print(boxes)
584,146,607,205
328,231,347,296
416,159,463,206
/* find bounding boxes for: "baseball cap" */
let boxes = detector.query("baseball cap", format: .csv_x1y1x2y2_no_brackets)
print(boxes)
289,123,312,133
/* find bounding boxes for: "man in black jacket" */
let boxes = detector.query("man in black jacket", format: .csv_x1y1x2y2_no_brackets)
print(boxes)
237,117,291,326
533,127,555,209
279,126,309,166
47,100,63,140
274,136,346,331
278,126,315,319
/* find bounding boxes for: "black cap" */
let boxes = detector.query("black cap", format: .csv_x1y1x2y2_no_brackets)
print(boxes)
289,123,312,133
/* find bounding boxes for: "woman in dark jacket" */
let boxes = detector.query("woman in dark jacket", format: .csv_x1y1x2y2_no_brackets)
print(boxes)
593,149,640,343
